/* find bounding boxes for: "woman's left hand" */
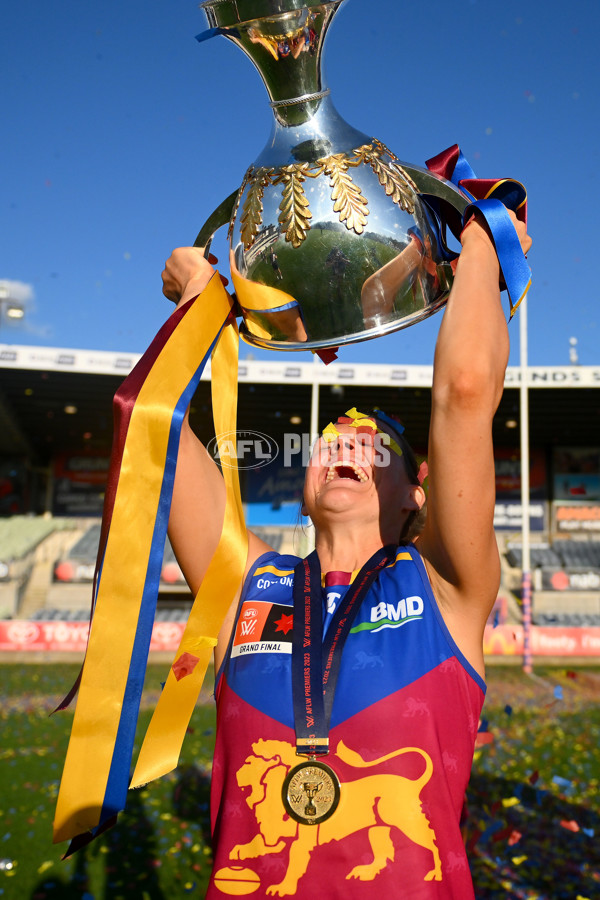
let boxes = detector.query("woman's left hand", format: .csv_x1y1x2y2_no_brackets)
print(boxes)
161,248,227,307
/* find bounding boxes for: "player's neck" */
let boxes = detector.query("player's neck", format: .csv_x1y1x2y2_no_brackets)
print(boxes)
314,524,388,575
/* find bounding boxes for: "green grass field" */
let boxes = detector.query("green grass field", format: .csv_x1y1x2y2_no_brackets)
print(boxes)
1,663,599,899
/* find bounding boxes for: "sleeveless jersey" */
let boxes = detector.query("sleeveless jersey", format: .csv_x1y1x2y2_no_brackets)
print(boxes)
208,545,485,899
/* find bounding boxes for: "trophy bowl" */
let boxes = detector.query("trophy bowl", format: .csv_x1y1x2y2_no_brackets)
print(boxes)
196,0,470,351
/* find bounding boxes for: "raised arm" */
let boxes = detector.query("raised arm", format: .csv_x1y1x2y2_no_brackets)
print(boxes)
418,213,531,671
162,249,272,656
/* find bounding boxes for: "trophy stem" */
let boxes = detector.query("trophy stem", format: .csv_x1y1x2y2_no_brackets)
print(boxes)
256,92,371,168
200,0,344,126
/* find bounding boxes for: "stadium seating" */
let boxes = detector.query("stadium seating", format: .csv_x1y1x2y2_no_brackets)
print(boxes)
532,611,600,626
505,545,562,569
2,516,597,630
0,516,68,563
29,605,191,622
64,522,101,559
506,539,600,570
552,539,600,568
0,516,77,618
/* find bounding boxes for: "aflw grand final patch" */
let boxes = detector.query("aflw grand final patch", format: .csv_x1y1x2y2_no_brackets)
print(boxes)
231,600,293,658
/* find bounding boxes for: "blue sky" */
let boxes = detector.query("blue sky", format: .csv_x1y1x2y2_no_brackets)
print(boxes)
2,0,598,367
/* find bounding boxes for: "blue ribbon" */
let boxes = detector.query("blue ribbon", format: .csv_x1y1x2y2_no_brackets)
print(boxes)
449,149,476,186
195,27,235,44
371,407,405,436
444,153,531,317
462,197,531,316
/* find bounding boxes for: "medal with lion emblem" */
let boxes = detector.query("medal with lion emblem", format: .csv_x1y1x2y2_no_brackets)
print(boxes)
282,759,341,825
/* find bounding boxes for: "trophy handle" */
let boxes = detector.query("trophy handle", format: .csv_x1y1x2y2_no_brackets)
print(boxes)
399,163,469,215
193,189,239,256
398,162,469,256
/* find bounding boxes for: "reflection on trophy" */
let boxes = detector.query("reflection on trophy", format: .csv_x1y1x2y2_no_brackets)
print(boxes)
196,0,469,351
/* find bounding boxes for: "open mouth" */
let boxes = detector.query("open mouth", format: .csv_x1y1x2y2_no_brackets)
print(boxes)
325,462,368,484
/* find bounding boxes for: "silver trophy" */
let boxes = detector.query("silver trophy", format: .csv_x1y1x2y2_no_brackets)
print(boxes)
196,0,469,351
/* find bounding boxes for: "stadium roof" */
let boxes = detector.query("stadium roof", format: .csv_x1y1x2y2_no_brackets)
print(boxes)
1,343,599,466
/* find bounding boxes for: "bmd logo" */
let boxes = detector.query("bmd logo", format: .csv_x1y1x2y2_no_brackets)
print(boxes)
207,431,279,470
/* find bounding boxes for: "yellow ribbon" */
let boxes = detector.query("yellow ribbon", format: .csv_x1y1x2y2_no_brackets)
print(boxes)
130,318,247,788
231,268,298,311
53,276,244,843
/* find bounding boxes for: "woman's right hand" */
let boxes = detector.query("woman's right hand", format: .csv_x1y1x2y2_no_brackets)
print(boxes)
162,248,225,308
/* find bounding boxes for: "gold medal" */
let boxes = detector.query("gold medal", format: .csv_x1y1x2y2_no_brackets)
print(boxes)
282,759,341,825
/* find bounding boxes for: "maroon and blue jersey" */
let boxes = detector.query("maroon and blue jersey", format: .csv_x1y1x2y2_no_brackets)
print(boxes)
208,545,485,898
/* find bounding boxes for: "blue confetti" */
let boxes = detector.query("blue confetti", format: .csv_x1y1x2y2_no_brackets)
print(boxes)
552,775,572,788
480,820,505,841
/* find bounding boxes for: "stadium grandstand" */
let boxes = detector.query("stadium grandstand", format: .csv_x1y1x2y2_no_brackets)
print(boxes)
1,342,599,661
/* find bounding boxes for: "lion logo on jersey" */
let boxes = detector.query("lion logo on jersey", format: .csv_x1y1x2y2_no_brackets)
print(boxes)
228,738,441,896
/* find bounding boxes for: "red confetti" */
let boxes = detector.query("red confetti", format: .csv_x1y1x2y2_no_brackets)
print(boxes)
528,770,539,785
508,830,523,846
172,651,200,681
466,828,481,854
492,825,513,843
316,347,338,365
560,819,580,832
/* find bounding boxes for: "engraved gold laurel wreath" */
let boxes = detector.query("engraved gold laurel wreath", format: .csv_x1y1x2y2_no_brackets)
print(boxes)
236,140,418,250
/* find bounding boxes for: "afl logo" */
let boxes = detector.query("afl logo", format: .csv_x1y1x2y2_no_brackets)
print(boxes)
243,607,258,618
207,430,279,470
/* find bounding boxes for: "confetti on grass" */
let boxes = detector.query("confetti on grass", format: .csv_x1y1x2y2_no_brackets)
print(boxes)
467,668,600,899
1,664,216,899
1,665,599,899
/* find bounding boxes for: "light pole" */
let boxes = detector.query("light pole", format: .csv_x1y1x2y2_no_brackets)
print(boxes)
0,283,25,330
569,337,578,365
520,295,532,674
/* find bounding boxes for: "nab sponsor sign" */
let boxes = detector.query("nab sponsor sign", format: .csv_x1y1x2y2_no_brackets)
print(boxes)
540,567,600,591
